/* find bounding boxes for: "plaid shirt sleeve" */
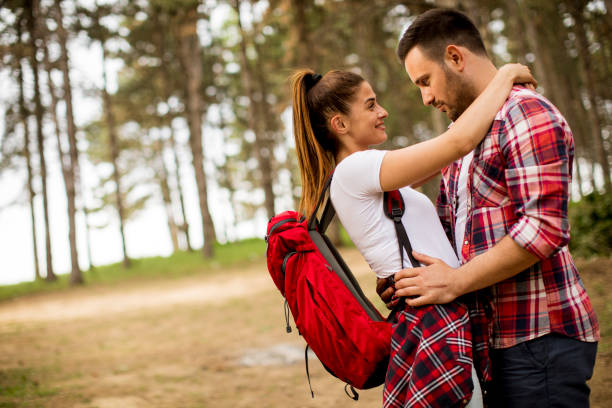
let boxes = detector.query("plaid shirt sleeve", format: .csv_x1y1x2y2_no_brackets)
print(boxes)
500,96,573,259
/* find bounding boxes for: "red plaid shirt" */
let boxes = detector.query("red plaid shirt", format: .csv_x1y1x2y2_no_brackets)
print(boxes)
437,86,600,349
384,303,475,408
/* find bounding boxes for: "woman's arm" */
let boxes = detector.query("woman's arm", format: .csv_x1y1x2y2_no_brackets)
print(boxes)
379,63,535,191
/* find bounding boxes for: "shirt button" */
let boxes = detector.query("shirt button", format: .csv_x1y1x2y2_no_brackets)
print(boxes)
464,240,469,245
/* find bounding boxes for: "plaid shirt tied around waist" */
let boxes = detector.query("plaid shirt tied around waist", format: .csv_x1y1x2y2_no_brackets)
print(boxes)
437,86,600,350
384,302,475,408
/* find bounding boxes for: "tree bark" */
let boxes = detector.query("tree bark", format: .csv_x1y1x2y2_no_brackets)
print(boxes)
232,1,277,220
507,0,596,195
175,5,216,257
100,43,131,267
287,0,315,210
46,4,84,283
568,1,612,191
461,0,498,64
154,137,180,252
604,0,612,28
168,124,192,251
27,0,55,281
152,11,192,251
289,0,313,67
17,16,41,281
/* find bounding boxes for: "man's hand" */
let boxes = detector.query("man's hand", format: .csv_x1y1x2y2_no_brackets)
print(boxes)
376,277,398,310
394,251,462,307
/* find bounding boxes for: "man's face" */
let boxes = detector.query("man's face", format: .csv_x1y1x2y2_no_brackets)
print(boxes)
403,46,476,121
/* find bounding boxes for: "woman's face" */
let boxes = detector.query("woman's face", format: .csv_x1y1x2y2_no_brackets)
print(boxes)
344,81,388,149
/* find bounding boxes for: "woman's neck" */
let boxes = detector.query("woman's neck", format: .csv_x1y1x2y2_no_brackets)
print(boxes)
335,149,350,164
335,144,365,164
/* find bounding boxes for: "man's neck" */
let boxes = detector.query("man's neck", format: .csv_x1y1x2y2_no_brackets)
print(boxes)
470,58,498,95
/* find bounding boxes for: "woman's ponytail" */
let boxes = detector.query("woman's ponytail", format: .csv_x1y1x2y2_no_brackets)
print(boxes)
290,69,364,216
291,70,335,216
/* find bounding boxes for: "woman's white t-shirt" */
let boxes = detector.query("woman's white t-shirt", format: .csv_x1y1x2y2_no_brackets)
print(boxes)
330,149,460,278
330,149,484,408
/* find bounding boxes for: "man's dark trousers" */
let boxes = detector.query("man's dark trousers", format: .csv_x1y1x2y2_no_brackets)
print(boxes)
487,333,597,408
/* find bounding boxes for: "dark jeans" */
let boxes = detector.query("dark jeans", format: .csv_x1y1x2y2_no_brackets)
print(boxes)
486,333,597,408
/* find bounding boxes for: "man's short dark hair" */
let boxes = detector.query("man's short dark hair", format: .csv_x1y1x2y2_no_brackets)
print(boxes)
397,8,488,63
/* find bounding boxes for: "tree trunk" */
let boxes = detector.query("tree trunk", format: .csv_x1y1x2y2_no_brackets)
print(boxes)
152,12,192,251
45,7,84,283
175,5,216,257
82,205,95,269
169,124,192,251
17,17,41,281
509,0,596,194
290,0,313,67
568,1,612,191
566,75,593,196
232,1,277,220
154,137,180,252
100,44,131,267
604,0,612,28
287,0,315,210
510,0,560,100
461,0,498,64
27,0,55,281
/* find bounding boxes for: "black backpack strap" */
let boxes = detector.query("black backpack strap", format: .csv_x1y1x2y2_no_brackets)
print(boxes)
304,345,315,398
383,190,420,268
308,174,336,232
344,384,359,400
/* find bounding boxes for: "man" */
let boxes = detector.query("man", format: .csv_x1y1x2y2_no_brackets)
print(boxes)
379,8,599,408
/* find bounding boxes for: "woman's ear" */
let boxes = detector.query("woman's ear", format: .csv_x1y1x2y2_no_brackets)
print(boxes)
330,114,348,135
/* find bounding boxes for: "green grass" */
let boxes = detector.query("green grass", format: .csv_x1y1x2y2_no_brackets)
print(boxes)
0,238,266,303
0,368,57,403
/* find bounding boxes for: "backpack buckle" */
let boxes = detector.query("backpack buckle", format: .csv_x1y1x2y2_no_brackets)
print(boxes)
391,208,402,217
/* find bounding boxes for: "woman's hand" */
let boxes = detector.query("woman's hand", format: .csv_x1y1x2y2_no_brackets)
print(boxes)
376,277,398,310
498,63,537,90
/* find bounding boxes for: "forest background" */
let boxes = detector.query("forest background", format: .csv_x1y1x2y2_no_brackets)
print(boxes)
0,1,611,407
1,0,611,286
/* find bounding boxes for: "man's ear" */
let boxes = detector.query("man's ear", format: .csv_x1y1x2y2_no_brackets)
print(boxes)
444,45,466,72
330,114,348,135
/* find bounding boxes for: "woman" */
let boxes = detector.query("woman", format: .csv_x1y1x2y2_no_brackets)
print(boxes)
290,65,535,407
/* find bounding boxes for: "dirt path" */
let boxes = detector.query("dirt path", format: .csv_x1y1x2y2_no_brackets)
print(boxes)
0,271,271,324
0,248,384,408
0,250,608,408
0,249,371,326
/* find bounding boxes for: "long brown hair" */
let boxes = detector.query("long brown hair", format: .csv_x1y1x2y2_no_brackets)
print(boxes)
290,69,364,215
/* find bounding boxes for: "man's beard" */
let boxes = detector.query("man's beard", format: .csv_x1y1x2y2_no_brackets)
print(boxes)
442,68,478,122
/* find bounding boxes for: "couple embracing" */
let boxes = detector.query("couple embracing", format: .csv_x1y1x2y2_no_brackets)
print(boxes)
290,8,599,408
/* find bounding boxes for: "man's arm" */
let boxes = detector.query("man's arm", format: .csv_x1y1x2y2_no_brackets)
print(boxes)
394,236,538,306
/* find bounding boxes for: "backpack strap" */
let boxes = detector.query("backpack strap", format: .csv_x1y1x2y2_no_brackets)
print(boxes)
383,190,420,268
304,345,315,398
308,174,336,232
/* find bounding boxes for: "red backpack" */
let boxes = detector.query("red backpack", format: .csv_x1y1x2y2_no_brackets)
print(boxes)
265,177,393,397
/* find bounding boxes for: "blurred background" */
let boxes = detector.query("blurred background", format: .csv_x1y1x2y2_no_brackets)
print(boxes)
0,0,610,407
1,0,611,285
